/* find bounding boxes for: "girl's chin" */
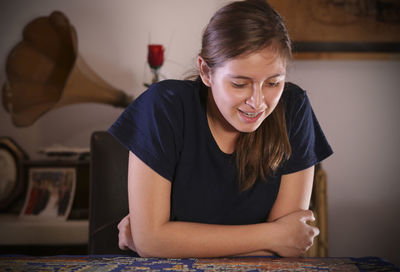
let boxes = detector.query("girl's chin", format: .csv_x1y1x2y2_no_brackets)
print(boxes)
233,121,263,133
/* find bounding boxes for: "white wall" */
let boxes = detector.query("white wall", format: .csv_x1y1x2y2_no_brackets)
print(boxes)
1,0,399,265
287,60,400,265
0,0,230,154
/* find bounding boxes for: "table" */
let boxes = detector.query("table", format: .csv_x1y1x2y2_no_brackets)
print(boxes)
0,255,398,271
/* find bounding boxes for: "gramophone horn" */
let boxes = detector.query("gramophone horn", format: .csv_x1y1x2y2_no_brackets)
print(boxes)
2,11,133,127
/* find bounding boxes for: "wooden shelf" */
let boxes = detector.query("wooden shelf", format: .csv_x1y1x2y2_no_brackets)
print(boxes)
0,214,88,246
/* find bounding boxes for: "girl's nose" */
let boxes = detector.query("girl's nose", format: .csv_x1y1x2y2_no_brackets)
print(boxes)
246,85,264,109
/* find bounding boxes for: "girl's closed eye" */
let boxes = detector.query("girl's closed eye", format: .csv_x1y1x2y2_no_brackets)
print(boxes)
268,81,280,87
232,82,248,88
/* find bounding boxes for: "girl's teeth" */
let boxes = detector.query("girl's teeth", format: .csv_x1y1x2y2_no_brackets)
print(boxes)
242,111,259,117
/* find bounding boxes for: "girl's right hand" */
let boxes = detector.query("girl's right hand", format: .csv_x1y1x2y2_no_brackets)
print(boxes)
270,210,319,257
117,214,136,252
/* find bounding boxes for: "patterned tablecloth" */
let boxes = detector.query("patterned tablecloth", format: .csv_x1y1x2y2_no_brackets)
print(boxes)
0,255,398,271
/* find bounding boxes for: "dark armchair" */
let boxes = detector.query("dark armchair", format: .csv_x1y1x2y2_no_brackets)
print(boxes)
89,131,134,255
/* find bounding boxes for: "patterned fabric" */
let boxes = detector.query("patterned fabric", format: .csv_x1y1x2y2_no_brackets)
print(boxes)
0,255,398,271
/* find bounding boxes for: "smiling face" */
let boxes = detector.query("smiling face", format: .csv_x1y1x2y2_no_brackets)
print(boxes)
199,46,286,135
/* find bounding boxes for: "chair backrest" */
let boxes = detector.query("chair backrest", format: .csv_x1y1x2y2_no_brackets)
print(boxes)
305,163,328,257
89,131,134,255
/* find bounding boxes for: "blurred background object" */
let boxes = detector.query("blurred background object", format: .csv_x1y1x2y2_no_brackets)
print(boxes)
2,11,133,127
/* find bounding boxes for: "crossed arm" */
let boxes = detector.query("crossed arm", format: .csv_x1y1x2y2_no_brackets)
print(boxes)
118,151,318,258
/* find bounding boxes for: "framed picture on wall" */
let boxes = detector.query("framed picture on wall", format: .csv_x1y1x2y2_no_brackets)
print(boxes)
269,0,400,59
20,167,76,220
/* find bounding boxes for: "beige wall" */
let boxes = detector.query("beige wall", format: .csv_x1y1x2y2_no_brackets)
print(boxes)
287,60,400,264
1,0,399,265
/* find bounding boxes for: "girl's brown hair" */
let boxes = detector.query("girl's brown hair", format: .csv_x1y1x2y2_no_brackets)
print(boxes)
199,0,292,191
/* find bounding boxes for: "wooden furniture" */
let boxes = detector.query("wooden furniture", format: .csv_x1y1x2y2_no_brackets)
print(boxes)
0,159,90,255
0,215,88,255
305,164,328,257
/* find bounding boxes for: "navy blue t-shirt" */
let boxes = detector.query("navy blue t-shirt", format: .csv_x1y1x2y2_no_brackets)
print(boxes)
108,79,333,225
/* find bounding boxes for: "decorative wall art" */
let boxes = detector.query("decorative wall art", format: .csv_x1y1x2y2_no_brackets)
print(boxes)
269,0,400,59
2,11,133,127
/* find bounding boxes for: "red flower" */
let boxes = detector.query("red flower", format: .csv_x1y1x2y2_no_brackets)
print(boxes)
147,44,164,69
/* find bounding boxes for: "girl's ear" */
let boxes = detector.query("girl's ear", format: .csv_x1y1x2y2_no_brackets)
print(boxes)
197,56,211,87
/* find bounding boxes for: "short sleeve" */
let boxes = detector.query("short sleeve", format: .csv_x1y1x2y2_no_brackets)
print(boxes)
107,82,183,181
279,84,333,175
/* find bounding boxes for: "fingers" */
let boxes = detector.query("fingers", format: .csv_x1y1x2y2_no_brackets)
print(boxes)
117,214,130,229
298,228,319,255
118,239,128,250
303,211,320,237
299,225,319,255
298,210,315,223
312,226,320,237
301,211,320,253
118,229,129,251
274,210,321,257
118,214,132,251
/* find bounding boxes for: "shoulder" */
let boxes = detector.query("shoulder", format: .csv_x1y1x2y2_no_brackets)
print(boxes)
154,79,199,90
278,83,333,174
130,79,199,116
281,82,315,134
281,82,311,116
281,82,307,104
143,79,199,101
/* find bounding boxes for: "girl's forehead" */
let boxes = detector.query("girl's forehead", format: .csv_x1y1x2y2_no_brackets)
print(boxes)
216,49,286,77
